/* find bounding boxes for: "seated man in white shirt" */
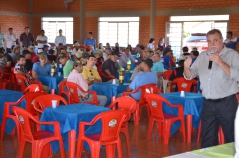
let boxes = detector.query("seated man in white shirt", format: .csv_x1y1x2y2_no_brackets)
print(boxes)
67,60,108,106
223,31,238,50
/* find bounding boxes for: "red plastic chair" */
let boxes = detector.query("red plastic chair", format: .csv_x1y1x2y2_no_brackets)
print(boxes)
162,70,173,80
123,84,161,125
76,110,130,158
144,94,186,145
12,106,65,158
15,74,43,92
0,69,16,90
23,84,40,93
33,94,68,113
170,77,198,92
197,121,225,145
108,96,137,155
64,81,99,105
59,81,71,104
0,91,46,142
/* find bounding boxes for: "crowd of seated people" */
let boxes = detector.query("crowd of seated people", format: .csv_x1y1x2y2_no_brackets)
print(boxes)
2,26,231,100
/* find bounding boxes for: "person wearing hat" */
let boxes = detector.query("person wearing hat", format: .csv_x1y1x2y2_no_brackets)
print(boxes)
81,54,102,86
47,49,57,63
72,42,83,60
103,47,111,61
182,46,190,60
0,47,14,69
67,60,108,106
120,58,158,100
28,45,37,62
43,44,49,55
36,30,48,49
58,53,73,81
162,48,171,70
14,55,34,87
190,50,199,64
158,38,166,51
129,58,143,83
145,47,154,61
0,48,7,69
9,45,20,63
94,50,104,70
22,50,33,71
118,47,135,68
223,31,238,50
101,52,119,82
32,48,43,63
32,54,51,79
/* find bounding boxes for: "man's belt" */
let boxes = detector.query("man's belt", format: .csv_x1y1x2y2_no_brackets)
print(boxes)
206,94,235,103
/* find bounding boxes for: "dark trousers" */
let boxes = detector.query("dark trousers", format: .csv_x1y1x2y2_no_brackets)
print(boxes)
201,94,238,148
6,48,11,53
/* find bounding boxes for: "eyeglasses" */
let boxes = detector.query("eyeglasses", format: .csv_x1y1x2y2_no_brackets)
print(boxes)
89,69,93,76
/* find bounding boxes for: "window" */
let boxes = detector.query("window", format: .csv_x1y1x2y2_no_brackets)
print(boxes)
42,17,73,44
98,17,139,47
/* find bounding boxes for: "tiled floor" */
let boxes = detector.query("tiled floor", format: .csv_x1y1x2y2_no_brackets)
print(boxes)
0,108,201,158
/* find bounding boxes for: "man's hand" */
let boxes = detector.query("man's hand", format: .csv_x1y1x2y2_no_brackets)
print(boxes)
184,56,192,69
209,54,223,65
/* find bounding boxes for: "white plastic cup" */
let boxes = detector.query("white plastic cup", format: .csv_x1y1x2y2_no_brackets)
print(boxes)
180,91,185,97
51,72,54,76
59,64,62,68
58,72,61,76
52,100,57,108
112,79,116,84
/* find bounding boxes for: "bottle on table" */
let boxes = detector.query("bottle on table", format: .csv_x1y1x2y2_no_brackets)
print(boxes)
126,58,131,72
51,61,56,76
119,67,124,85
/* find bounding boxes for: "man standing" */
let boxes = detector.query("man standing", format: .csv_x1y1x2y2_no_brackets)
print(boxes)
54,29,66,47
67,60,108,106
84,32,96,51
36,30,48,49
20,27,34,47
184,29,239,148
0,26,5,49
5,28,17,53
223,31,238,50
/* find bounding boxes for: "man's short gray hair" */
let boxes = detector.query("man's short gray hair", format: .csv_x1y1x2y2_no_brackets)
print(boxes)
206,29,223,39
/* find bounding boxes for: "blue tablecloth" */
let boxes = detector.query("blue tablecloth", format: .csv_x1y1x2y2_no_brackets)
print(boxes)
0,90,25,134
115,71,133,83
40,104,109,153
90,82,129,106
160,92,204,135
38,75,63,93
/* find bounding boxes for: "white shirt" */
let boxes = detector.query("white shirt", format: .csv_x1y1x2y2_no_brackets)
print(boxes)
103,52,109,61
5,33,16,48
224,37,237,43
54,35,66,46
36,35,48,48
